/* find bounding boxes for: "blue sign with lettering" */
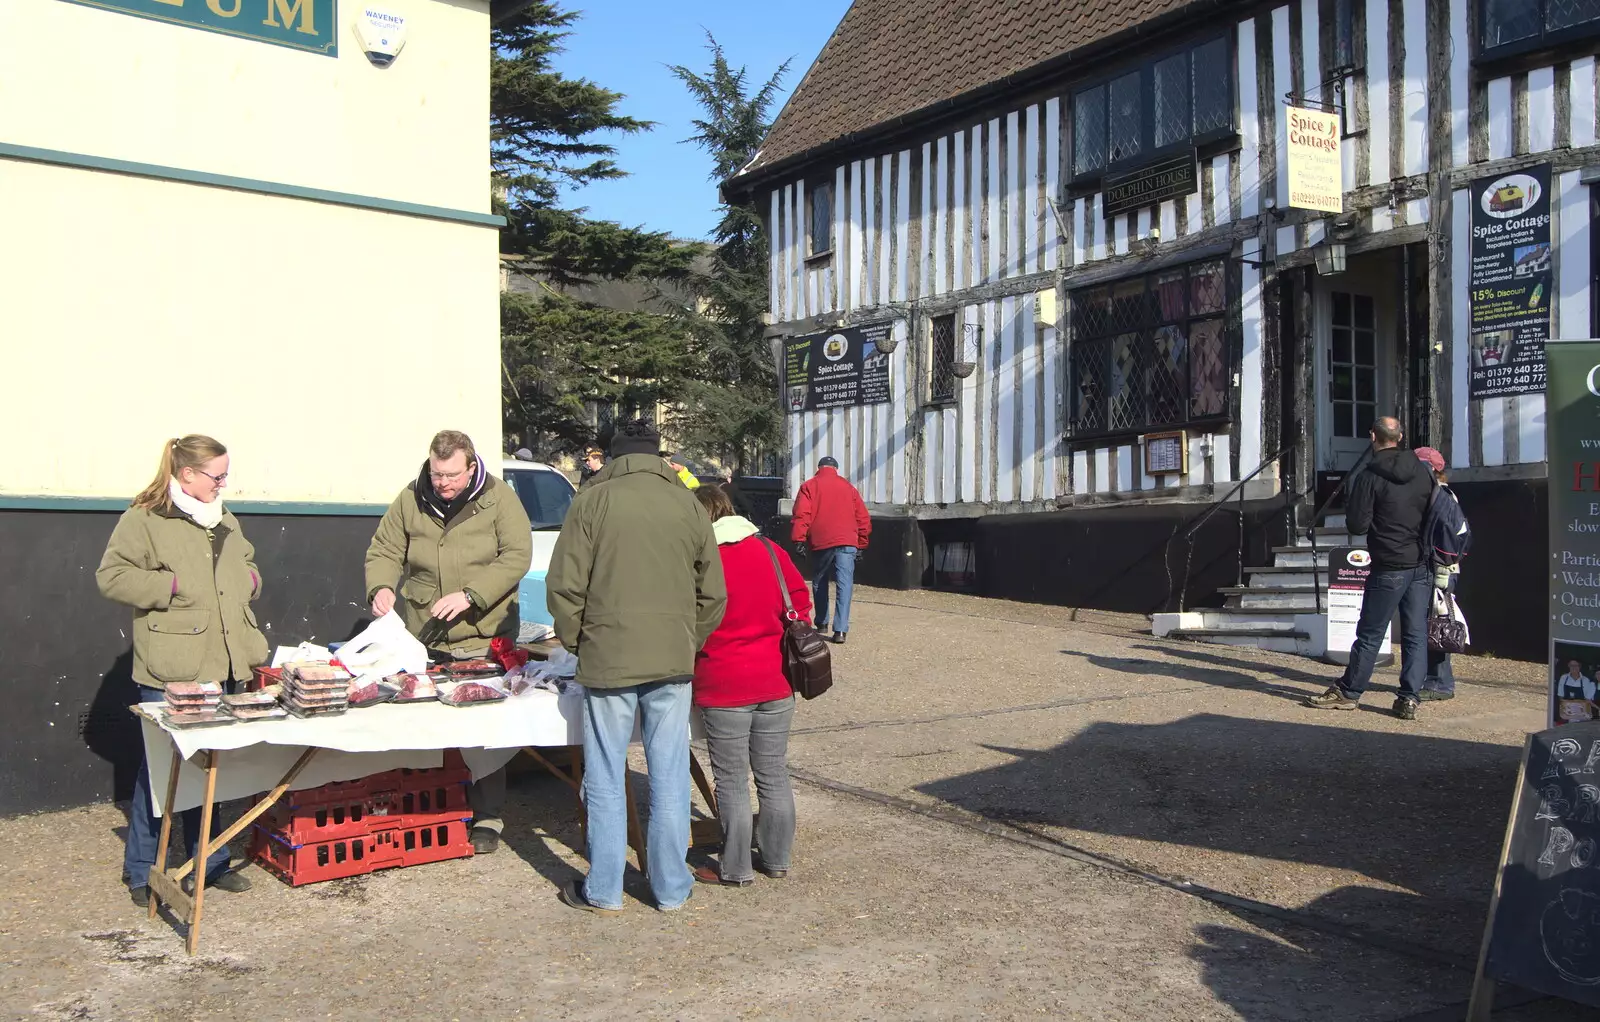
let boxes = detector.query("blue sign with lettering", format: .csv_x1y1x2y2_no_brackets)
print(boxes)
61,0,338,57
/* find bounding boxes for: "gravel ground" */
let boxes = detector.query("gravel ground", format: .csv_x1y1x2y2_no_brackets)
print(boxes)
0,587,1586,1021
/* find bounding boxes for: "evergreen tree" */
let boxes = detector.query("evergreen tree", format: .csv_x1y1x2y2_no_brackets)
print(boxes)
493,3,700,453
667,37,791,473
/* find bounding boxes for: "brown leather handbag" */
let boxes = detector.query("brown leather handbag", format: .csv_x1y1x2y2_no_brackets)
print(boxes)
760,539,833,700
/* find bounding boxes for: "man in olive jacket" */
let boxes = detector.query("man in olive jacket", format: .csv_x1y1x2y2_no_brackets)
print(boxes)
547,419,727,914
365,430,533,853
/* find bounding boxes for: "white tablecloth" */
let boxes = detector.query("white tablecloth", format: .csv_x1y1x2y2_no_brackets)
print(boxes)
139,688,585,815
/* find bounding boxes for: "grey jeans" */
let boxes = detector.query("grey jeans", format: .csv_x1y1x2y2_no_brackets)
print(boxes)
701,696,796,882
466,765,507,834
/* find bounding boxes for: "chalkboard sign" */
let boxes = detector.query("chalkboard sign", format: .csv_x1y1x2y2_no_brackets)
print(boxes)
1472,721,1600,1015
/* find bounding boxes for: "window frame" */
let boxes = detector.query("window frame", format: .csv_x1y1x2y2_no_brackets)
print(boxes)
1066,259,1238,444
806,176,836,260
927,312,959,407
1477,0,1600,62
1069,33,1239,188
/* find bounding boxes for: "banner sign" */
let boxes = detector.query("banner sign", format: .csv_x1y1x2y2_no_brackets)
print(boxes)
1548,340,1600,727
61,0,339,56
1324,547,1390,666
783,325,893,414
1469,164,1552,399
1285,106,1343,213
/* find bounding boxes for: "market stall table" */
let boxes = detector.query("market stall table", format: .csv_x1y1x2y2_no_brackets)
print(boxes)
134,692,717,954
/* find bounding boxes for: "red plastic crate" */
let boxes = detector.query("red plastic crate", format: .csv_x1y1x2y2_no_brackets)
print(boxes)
283,750,471,807
250,817,473,886
264,781,470,844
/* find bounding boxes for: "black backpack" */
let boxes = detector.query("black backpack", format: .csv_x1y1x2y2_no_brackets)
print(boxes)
1421,484,1472,570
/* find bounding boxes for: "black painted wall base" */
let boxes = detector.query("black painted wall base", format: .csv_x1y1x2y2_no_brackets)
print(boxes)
777,479,1547,664
1450,477,1545,664
2,479,1546,816
774,502,1286,613
0,508,381,817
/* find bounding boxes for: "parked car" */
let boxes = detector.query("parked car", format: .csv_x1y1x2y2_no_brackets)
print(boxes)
500,460,576,573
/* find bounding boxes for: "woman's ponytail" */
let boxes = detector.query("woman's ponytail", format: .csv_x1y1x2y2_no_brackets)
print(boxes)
131,435,226,512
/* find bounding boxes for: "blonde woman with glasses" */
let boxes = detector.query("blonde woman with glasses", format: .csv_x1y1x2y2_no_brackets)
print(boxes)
98,434,269,908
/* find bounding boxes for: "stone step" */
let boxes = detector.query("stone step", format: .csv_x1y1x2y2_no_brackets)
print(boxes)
1272,547,1333,568
1219,586,1327,610
1323,513,1347,529
1289,529,1360,549
1211,601,1325,615
1245,568,1322,588
1165,628,1314,654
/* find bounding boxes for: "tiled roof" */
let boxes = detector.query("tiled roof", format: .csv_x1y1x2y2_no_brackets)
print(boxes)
734,0,1217,186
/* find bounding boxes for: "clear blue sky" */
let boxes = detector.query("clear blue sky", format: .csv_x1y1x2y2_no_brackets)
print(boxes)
551,0,853,241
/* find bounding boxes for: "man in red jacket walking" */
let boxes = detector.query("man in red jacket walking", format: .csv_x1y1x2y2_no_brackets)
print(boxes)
791,456,871,644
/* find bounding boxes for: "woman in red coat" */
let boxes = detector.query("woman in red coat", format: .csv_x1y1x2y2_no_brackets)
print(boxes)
692,484,811,886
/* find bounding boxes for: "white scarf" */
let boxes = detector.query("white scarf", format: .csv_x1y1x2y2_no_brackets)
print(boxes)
169,478,224,529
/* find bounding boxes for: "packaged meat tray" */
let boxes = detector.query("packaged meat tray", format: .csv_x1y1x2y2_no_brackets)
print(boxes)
224,704,288,721
284,682,348,699
283,677,348,693
221,692,278,709
164,681,224,698
348,680,399,708
283,702,348,719
441,659,502,680
162,708,234,729
282,663,351,684
284,690,347,706
437,681,508,707
387,672,438,703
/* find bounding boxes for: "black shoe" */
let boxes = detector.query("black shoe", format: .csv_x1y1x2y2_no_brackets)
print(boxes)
1393,697,1419,720
470,826,500,855
754,861,789,880
1417,689,1455,702
130,886,150,909
559,879,622,915
183,870,252,895
831,632,847,644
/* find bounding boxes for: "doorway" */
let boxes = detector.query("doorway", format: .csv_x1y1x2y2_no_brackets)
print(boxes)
1313,250,1403,473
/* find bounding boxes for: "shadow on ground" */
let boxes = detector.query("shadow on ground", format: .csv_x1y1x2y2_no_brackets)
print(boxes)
916,713,1520,1014
1059,648,1326,703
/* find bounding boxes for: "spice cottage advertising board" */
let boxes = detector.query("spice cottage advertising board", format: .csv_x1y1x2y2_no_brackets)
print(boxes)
783,325,892,413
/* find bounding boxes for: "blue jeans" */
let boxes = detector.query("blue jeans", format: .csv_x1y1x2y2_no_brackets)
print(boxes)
125,686,231,890
1338,565,1430,701
813,545,858,634
581,681,694,911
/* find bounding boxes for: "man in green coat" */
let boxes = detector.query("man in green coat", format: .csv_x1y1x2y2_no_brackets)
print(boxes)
547,418,726,914
365,430,533,853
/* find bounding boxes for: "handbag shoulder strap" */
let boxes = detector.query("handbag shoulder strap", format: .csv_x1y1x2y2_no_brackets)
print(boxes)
759,538,799,621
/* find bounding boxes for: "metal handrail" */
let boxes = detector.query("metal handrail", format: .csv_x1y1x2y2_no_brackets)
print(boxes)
1183,441,1300,541
1302,443,1375,613
1176,441,1302,613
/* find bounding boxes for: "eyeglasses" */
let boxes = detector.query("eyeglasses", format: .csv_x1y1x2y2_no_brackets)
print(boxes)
430,468,470,482
193,468,228,485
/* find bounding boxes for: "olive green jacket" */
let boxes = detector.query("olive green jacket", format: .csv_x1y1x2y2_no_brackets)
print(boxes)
96,505,270,689
546,455,727,689
364,475,533,656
